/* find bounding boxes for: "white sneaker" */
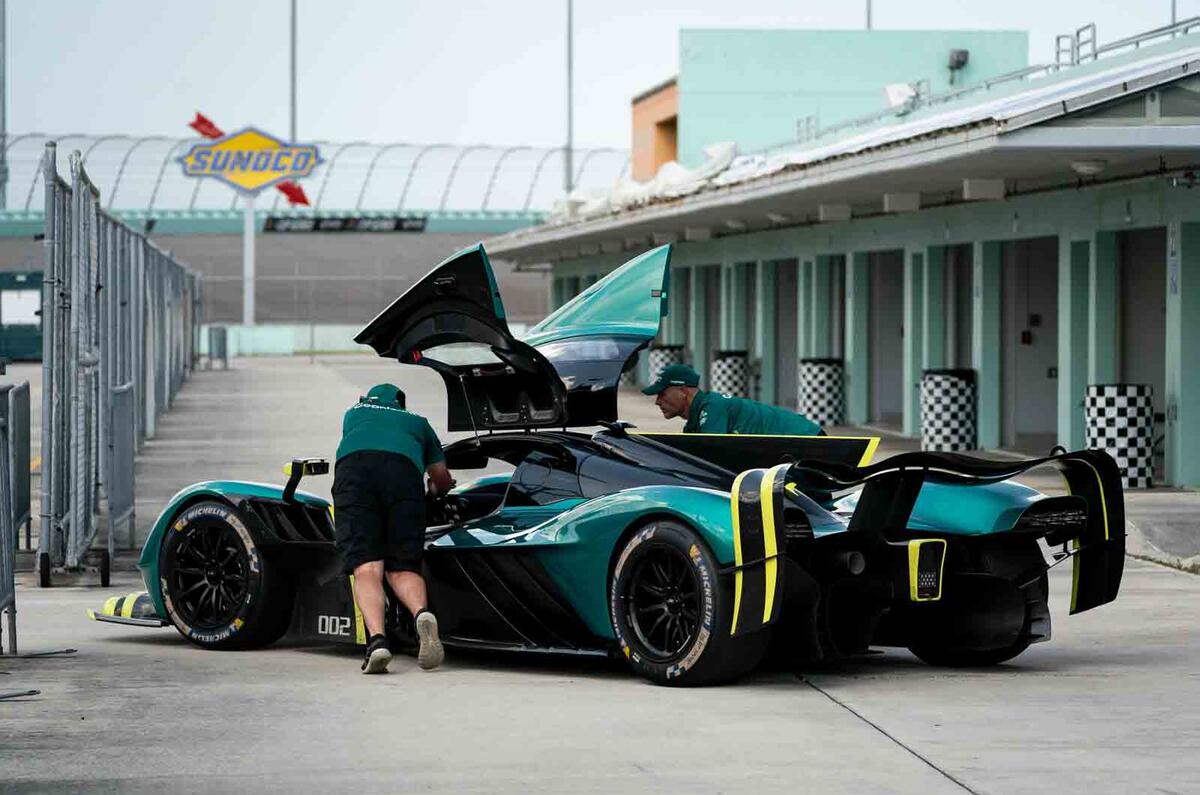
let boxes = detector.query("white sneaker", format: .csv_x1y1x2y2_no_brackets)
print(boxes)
361,635,392,674
415,611,444,670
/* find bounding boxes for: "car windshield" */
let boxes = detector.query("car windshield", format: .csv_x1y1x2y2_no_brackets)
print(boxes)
421,342,502,366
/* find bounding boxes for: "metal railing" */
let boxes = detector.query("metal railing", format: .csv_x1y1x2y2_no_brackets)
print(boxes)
4,136,629,214
38,142,201,585
769,16,1200,156
0,382,27,654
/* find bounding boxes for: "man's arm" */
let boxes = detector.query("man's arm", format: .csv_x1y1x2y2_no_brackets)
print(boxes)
426,461,454,496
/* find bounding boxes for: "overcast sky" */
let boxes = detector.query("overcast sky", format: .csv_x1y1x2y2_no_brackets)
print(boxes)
9,1,1198,149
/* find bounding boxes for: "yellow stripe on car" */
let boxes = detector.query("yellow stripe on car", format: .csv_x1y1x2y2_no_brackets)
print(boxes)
349,575,367,645
728,470,750,636
121,593,140,618
759,464,788,623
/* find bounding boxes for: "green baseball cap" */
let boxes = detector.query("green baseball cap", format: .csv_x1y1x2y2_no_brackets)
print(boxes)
642,363,701,395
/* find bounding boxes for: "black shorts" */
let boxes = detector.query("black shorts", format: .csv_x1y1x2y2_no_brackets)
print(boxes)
332,451,426,575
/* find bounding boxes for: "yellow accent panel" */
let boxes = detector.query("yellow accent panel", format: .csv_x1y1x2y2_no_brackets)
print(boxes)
907,539,946,602
349,575,367,645
102,596,119,616
729,469,750,636
86,609,97,621
1080,461,1110,541
857,437,881,467
759,464,788,623
1070,537,1081,613
120,593,140,618
282,463,293,476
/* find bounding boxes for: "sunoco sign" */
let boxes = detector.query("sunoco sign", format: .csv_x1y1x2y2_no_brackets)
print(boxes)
179,127,321,195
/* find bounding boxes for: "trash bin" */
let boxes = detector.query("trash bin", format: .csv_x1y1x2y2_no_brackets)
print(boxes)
710,350,749,397
207,326,228,370
920,369,977,451
798,358,844,427
1085,383,1154,488
647,344,685,384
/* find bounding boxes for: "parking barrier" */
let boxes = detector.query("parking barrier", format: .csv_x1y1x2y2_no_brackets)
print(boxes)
37,142,200,586
920,369,977,452
1085,383,1155,488
647,344,685,384
710,350,749,397
798,358,845,427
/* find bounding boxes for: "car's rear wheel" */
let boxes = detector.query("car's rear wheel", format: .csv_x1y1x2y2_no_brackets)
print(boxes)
609,519,769,686
159,501,292,650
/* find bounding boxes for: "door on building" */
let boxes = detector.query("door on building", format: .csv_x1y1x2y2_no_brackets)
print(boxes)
868,250,904,428
774,260,799,408
1118,227,1167,481
1000,237,1058,454
943,244,974,368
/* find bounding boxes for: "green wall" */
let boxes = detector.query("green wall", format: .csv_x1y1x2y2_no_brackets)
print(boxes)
677,29,1028,166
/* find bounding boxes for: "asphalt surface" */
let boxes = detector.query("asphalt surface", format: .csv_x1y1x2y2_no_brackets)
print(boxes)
2,356,1199,793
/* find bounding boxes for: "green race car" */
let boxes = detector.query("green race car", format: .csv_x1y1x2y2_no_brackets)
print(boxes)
92,243,1125,686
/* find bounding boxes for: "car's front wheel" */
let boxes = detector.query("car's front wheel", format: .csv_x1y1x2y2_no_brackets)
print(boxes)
609,519,769,686
159,500,293,650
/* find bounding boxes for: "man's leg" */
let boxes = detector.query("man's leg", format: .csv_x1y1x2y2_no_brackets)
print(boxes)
353,560,388,637
383,570,426,617
384,569,442,670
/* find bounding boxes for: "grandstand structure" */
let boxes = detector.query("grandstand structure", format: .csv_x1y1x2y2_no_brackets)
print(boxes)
0,136,627,325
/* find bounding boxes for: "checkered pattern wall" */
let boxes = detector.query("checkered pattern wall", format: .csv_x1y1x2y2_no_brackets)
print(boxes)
920,371,977,451
648,345,685,384
710,351,749,397
798,359,844,427
1085,384,1155,488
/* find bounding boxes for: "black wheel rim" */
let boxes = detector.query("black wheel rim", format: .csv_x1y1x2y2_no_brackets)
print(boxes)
169,522,249,629
624,545,701,662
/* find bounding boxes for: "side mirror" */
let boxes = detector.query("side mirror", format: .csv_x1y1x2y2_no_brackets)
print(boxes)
283,457,329,503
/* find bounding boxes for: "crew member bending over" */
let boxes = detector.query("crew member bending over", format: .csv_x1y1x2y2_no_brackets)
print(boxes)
643,364,823,436
333,383,450,674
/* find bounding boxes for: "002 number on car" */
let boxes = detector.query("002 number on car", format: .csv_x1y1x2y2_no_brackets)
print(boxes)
317,615,352,636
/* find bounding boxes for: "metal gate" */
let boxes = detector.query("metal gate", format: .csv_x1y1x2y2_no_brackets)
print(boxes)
38,142,201,584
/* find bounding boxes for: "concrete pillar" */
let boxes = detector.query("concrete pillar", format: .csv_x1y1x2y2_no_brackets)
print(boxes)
1057,238,1090,451
1166,223,1200,486
973,241,1002,449
688,266,709,387
811,255,834,356
922,245,946,369
719,264,733,349
755,260,778,406
666,267,686,346
1089,230,1119,384
798,259,813,358
845,252,871,424
903,249,925,436
549,276,563,313
727,263,749,349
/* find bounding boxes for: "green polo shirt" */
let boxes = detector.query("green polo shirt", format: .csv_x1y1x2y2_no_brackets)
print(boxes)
335,386,445,471
683,390,822,436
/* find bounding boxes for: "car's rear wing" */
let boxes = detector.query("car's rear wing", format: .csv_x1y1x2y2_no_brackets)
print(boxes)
787,448,1125,615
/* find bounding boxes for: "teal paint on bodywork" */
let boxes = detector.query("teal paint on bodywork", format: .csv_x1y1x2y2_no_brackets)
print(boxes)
909,481,1043,535
447,473,512,495
136,480,330,619
432,485,735,638
523,245,670,346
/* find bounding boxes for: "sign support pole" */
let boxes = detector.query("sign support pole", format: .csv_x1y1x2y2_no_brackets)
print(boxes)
243,194,256,325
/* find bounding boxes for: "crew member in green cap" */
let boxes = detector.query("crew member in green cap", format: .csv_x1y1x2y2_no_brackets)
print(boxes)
643,363,823,436
333,383,451,675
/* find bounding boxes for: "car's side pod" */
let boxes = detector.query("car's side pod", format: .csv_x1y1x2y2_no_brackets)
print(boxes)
787,448,1125,615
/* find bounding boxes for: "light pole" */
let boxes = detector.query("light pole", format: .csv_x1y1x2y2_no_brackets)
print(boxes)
290,0,297,142
0,0,8,210
564,0,573,196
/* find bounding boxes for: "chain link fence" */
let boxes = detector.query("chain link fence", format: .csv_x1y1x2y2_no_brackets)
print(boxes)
38,142,200,585
0,383,27,654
